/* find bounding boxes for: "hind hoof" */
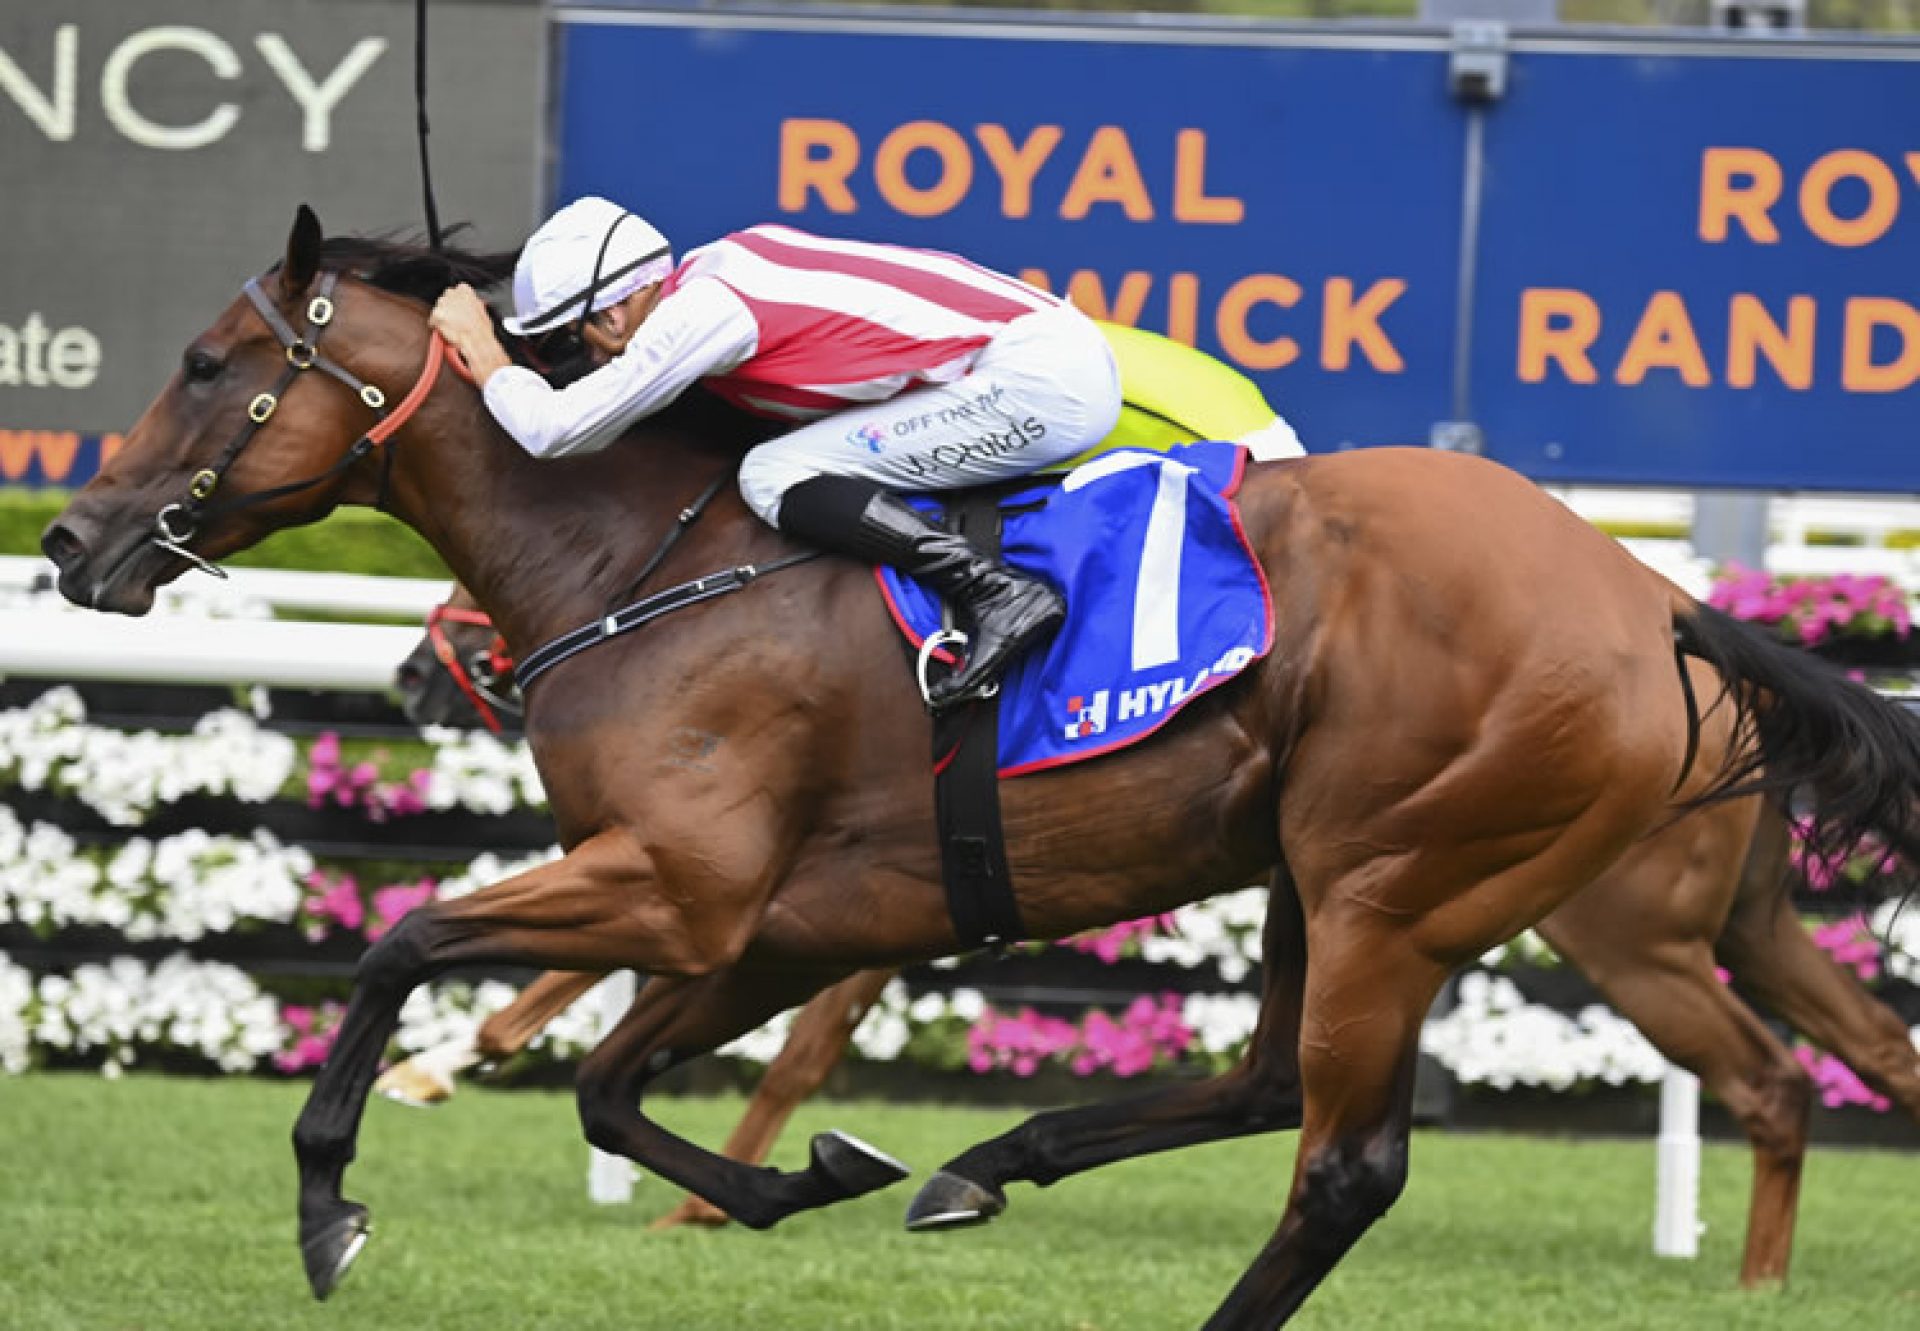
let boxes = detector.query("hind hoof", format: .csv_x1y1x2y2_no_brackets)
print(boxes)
300,1201,370,1301
904,1170,1005,1231
373,1062,451,1108
811,1129,911,1200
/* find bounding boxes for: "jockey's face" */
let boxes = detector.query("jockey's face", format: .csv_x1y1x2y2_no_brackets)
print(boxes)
582,284,666,364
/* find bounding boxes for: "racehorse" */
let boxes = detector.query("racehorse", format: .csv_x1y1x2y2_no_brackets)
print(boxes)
41,209,1920,1326
389,584,1920,1279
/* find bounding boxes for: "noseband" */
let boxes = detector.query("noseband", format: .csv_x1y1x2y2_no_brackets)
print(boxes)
151,271,449,578
425,603,520,735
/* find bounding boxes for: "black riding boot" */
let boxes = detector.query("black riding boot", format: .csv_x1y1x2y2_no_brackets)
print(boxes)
777,475,1065,710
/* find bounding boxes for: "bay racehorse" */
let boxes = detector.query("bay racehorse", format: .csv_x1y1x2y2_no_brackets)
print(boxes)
41,209,1920,1326
389,584,1920,1279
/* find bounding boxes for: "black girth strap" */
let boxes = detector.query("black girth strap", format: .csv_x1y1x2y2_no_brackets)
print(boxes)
931,493,1024,950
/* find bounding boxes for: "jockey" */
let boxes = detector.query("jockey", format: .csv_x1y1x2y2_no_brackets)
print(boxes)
431,195,1122,710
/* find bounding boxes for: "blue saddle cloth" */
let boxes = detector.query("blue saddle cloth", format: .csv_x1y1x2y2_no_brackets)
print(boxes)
876,442,1273,775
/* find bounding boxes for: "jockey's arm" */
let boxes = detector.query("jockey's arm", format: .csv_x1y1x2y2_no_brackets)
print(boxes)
482,279,758,459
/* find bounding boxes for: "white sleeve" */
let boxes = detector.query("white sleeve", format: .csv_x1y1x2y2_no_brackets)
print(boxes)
481,279,758,460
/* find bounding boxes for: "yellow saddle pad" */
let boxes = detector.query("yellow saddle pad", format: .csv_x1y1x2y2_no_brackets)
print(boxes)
1048,322,1282,471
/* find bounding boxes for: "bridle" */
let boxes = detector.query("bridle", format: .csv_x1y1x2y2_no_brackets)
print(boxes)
425,603,521,735
150,270,451,579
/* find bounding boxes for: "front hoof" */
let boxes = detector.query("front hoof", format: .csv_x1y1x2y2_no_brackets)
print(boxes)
300,1201,371,1301
904,1170,1005,1232
811,1129,911,1200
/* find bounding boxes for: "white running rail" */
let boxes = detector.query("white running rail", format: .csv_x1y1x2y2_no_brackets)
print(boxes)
0,555,451,619
0,610,420,692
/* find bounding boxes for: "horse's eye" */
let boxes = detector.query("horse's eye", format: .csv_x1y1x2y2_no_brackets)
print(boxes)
182,349,224,384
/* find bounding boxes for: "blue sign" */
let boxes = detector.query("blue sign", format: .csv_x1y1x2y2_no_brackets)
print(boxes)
554,14,1463,456
1473,47,1920,490
549,11,1920,492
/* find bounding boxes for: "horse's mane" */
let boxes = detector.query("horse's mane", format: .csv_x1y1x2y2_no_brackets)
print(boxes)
309,227,769,452
314,226,518,305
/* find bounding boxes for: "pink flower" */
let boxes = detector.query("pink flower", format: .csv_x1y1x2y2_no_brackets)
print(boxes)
301,869,364,936
1810,915,1881,982
1707,567,1915,650
367,879,436,940
964,992,1195,1080
304,732,345,808
1794,1046,1890,1112
1063,914,1180,964
378,772,431,818
274,1001,347,1073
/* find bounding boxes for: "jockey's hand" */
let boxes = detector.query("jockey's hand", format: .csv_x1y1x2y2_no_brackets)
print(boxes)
429,284,512,386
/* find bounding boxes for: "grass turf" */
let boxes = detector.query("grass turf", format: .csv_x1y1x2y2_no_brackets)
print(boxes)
1,1075,1917,1329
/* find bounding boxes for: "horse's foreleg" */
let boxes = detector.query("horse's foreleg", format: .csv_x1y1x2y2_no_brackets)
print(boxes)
577,966,910,1231
375,969,605,1107
906,874,1307,1230
292,832,749,1301
650,966,898,1232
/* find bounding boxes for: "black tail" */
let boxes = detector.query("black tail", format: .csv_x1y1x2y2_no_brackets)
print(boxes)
1676,604,1920,887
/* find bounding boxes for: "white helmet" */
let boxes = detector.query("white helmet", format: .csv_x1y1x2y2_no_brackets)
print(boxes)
503,196,673,337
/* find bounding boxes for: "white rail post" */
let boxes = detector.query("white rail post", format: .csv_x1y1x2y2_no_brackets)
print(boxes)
1653,1063,1702,1259
585,970,639,1204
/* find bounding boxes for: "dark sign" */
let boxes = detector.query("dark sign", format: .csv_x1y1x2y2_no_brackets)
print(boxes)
0,0,544,479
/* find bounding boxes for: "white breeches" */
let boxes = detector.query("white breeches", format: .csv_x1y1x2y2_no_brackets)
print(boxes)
737,305,1123,524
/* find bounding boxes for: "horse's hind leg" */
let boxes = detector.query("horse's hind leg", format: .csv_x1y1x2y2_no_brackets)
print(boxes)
906,873,1307,1230
1715,809,1920,1123
576,966,910,1230
1542,916,1811,1287
1206,723,1686,1325
1202,903,1449,1329
650,966,899,1232
1537,795,1812,1288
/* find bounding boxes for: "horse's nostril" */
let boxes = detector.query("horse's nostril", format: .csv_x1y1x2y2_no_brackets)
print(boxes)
41,522,84,570
396,663,425,693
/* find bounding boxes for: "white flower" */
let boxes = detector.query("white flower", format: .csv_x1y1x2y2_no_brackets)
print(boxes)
0,954,34,1073
1141,886,1267,981
946,987,986,1023
0,816,311,940
1181,992,1261,1056
1421,969,1664,1091
7,954,282,1074
718,1010,793,1066
1478,928,1561,971
0,690,295,825
1871,898,1920,986
421,728,547,814
433,848,561,902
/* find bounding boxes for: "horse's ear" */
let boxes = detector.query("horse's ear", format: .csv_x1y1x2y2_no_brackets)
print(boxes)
279,204,323,300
